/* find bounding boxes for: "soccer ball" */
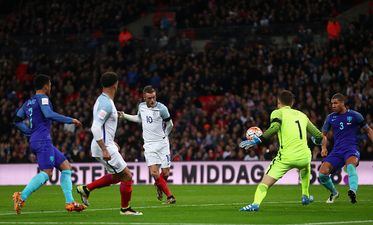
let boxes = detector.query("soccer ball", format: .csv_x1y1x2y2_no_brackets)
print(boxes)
246,127,263,140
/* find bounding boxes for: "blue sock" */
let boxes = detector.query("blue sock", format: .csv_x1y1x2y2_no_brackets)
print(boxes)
21,171,49,201
60,170,74,203
346,164,358,193
319,173,338,195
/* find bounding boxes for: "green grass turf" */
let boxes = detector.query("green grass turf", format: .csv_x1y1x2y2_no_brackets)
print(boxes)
0,185,373,224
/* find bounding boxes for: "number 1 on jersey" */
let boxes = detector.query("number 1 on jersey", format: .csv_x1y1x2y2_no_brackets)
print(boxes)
295,120,302,139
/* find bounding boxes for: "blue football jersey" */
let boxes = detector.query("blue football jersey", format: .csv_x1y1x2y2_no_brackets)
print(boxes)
15,94,72,142
322,109,368,152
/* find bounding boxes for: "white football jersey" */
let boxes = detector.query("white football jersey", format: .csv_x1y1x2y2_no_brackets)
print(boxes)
138,102,170,143
91,93,118,156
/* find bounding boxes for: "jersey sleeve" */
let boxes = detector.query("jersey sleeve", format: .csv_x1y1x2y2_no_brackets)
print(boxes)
38,95,73,124
159,104,171,121
91,98,112,141
14,104,32,136
137,104,142,121
261,109,282,140
321,114,331,134
270,109,282,124
307,119,322,140
93,99,113,126
353,111,368,129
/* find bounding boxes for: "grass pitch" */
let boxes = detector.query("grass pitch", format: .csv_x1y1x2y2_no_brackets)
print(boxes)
0,185,373,224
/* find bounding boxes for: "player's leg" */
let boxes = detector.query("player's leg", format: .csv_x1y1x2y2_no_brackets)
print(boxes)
240,158,287,212
13,141,52,214
114,167,142,215
159,150,175,204
102,150,142,216
145,149,174,203
158,166,170,200
161,167,170,181
299,162,313,205
149,164,174,202
240,175,277,212
55,147,86,212
77,157,122,206
160,167,175,204
318,161,339,203
345,155,359,204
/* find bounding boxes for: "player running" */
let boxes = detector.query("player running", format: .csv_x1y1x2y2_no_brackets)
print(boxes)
13,74,86,214
76,72,142,215
318,93,373,204
119,85,176,204
239,90,323,212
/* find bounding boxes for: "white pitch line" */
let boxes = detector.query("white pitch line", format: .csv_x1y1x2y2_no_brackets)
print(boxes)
0,221,373,225
0,201,292,216
0,200,372,217
291,220,373,225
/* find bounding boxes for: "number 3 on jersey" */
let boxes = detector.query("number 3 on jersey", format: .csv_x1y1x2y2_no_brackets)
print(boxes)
339,122,344,130
146,116,153,123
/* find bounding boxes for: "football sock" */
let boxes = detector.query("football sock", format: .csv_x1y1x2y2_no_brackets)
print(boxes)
155,176,172,197
346,164,358,193
21,171,49,201
253,183,268,205
60,170,74,203
160,172,168,182
120,181,132,208
87,174,119,191
319,173,337,195
300,167,310,197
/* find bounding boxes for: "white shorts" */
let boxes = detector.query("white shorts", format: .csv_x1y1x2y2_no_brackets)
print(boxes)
91,142,127,174
143,140,171,168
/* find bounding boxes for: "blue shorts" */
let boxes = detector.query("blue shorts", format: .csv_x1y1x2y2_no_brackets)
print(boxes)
323,148,360,172
30,140,66,170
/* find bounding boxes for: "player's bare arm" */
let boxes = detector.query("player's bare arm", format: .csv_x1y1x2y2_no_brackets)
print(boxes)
321,132,329,157
364,126,373,142
118,111,141,123
96,139,110,161
72,118,82,127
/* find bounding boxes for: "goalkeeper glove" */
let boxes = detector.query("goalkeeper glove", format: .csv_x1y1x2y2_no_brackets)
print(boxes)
239,135,262,150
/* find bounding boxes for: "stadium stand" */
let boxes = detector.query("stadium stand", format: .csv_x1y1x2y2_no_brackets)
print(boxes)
0,0,372,163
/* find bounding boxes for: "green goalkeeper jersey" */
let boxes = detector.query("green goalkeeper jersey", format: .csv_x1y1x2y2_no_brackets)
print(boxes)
263,106,322,161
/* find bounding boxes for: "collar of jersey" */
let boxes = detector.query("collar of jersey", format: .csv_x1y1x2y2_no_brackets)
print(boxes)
280,106,291,109
101,93,110,98
147,102,158,108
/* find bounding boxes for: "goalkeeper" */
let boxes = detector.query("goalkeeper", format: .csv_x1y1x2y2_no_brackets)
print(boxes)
239,90,322,212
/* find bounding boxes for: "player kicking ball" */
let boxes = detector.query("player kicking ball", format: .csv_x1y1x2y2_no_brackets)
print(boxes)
318,93,373,204
239,90,323,212
76,72,142,215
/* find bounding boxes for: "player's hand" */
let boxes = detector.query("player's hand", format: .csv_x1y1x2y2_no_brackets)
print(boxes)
117,111,125,120
239,135,261,150
102,148,111,161
72,118,82,127
321,147,328,157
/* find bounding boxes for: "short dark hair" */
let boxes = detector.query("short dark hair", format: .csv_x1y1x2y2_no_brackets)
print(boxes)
278,90,294,106
33,74,50,90
331,93,345,102
143,85,156,94
100,72,118,88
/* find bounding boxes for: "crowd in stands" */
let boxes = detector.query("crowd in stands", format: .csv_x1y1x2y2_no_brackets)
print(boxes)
0,1,372,164
174,0,346,28
1,0,152,35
